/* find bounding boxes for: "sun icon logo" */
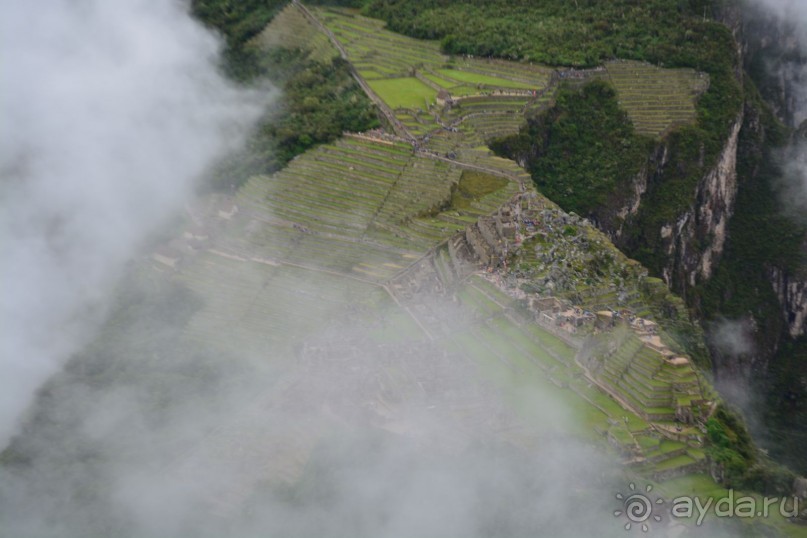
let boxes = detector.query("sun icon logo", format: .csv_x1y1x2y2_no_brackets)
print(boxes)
614,482,665,532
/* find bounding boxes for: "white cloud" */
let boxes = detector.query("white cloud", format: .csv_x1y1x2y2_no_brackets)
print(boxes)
0,0,263,448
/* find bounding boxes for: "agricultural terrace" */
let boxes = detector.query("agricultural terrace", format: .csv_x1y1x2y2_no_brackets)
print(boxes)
171,131,519,360
366,77,436,110
230,135,520,277
307,6,706,144
147,2,740,511
180,251,389,356
252,2,338,64
605,60,708,138
310,6,552,142
442,274,707,479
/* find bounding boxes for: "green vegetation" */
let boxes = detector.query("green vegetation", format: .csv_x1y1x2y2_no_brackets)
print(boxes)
435,68,536,89
193,2,380,191
694,91,800,318
450,171,509,210
315,7,554,141
210,53,380,190
492,81,654,219
690,82,807,475
252,3,339,64
705,404,796,495
315,6,445,76
764,337,807,475
366,0,733,69
366,0,744,282
367,77,437,109
235,135,517,272
191,0,286,79
605,61,708,137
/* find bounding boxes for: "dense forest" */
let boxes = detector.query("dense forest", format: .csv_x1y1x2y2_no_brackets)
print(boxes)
490,81,654,221
366,0,730,67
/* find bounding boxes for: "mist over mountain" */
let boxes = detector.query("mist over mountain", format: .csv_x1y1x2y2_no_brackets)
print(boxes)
0,0,263,447
2,0,807,536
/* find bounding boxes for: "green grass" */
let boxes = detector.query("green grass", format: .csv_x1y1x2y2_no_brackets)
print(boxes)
422,72,458,88
367,77,437,109
450,170,510,210
609,425,634,446
437,68,538,89
653,453,696,471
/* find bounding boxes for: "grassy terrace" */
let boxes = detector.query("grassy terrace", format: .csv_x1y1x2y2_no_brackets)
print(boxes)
311,6,554,144
592,329,707,426
313,6,445,76
446,275,706,475
434,68,538,90
176,126,523,356
230,135,522,276
367,77,436,110
455,57,553,86
461,113,526,142
605,60,708,137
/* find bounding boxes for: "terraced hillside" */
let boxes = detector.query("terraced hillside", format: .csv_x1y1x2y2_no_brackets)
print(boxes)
163,133,523,360
132,2,768,527
605,60,709,137
443,275,710,480
235,135,519,263
252,3,338,63
309,6,553,141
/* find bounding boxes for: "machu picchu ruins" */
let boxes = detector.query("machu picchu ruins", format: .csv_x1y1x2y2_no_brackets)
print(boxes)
139,2,724,494
9,1,807,536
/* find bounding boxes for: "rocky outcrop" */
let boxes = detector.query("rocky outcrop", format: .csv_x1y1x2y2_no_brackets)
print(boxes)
695,117,743,280
610,111,744,295
598,156,655,243
768,266,807,338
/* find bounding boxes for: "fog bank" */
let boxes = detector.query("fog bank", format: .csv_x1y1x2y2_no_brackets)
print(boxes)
0,0,263,447
748,0,807,217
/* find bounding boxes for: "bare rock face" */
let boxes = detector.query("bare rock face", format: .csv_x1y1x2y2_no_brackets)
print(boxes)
764,124,807,339
694,116,744,282
768,266,807,338
632,111,744,293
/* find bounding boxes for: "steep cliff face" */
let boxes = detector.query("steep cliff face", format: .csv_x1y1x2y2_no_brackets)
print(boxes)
654,113,744,291
741,4,807,342
625,6,807,349
688,8,807,474
606,157,655,242
607,110,744,304
768,266,807,338
737,17,807,344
